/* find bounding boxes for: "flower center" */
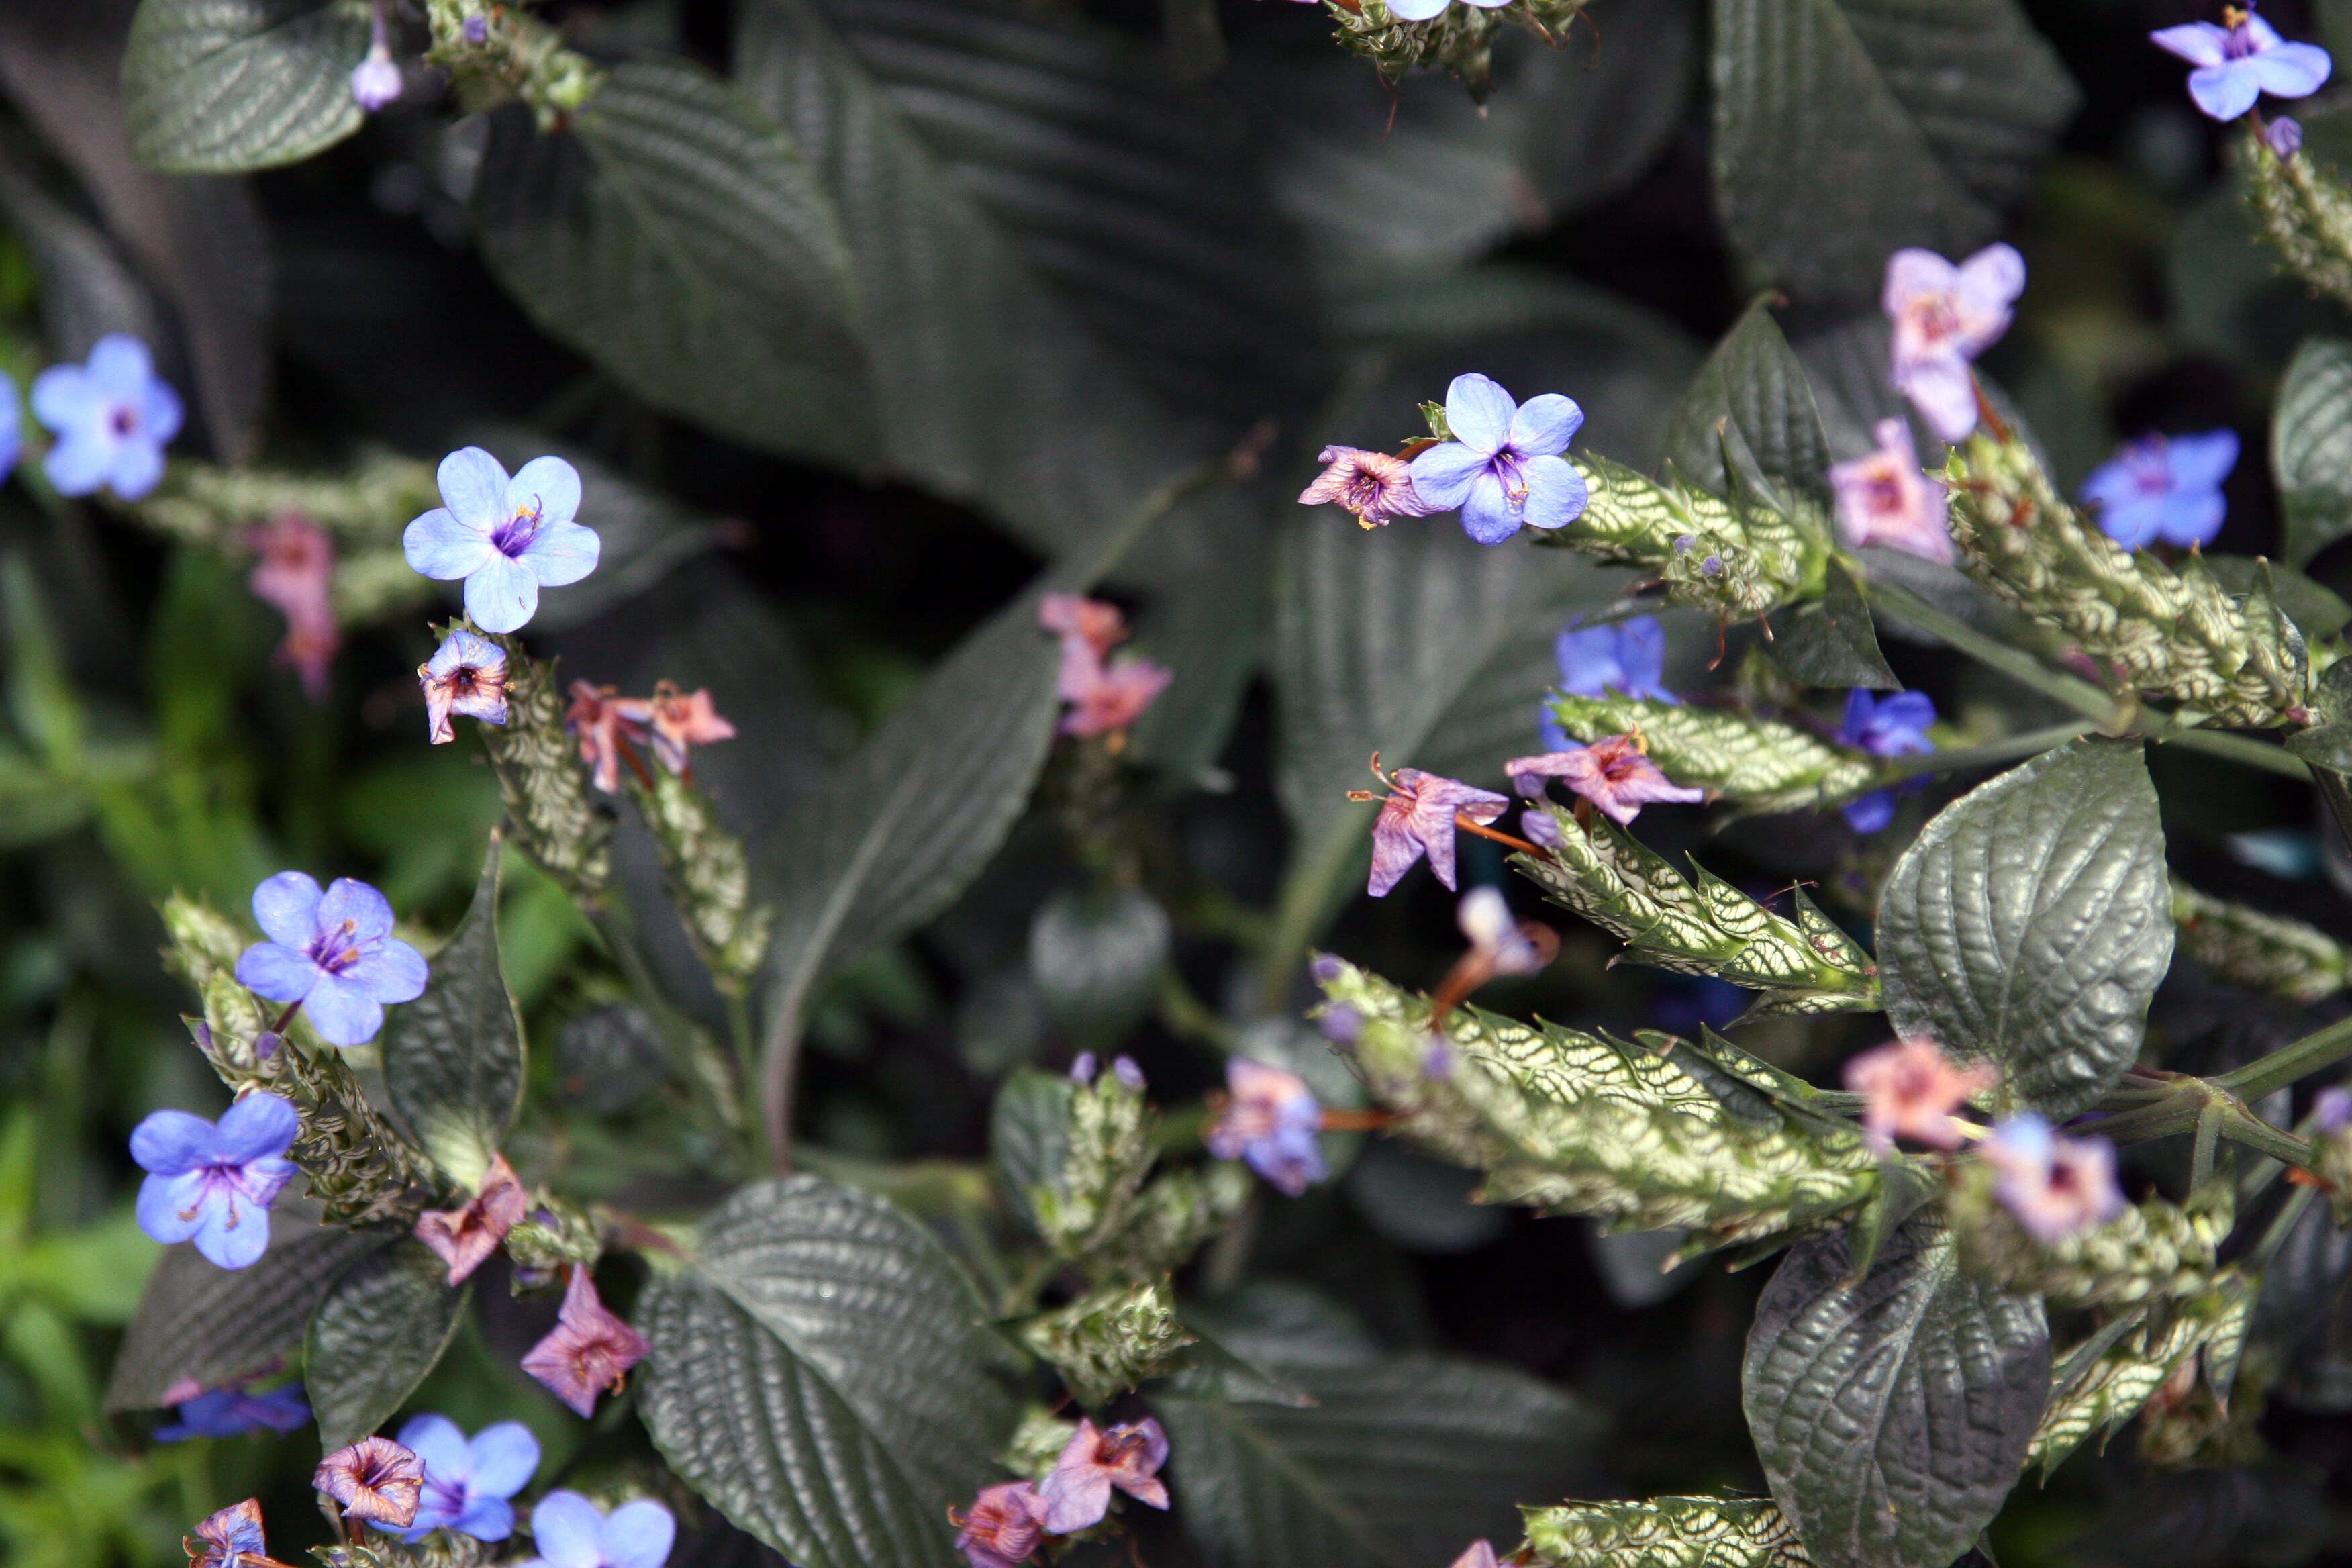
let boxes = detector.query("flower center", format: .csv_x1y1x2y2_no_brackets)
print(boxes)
310,918,362,973
110,403,138,438
489,499,543,557
1344,471,1388,511
1489,449,1530,505
1906,295,1961,348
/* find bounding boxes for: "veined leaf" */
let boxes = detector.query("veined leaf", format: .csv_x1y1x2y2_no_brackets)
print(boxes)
1521,1496,1807,1568
989,1069,1076,1238
1876,739,2171,1116
382,836,522,1190
1743,1216,2048,1568
1768,560,1900,689
122,0,369,173
1157,1352,1599,1568
1544,692,1879,814
2028,1280,2249,1479
305,1236,469,1451
2274,337,2352,567
1663,295,1836,507
638,1175,1016,1568
1710,0,2077,303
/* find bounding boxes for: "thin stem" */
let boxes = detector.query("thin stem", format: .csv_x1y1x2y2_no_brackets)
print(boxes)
1454,811,1539,855
2216,1012,2352,1103
1882,722,2096,781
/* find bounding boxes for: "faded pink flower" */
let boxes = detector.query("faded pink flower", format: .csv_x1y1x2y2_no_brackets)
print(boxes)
247,515,339,699
185,1498,296,1568
1843,1038,1995,1153
1979,1114,2124,1242
412,1151,530,1285
1506,736,1704,826
643,681,736,774
1883,244,2025,444
1039,593,1127,657
418,627,509,746
1830,418,1953,565
1449,1543,1500,1568
950,1482,1046,1568
1059,654,1172,738
1036,1417,1171,1532
1205,1059,1326,1196
519,1266,648,1418
1298,446,1434,530
1361,764,1510,897
314,1436,424,1527
562,681,652,794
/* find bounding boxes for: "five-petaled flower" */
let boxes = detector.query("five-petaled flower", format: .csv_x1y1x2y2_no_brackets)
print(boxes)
1835,688,1937,834
1882,246,2025,444
1979,1114,2125,1242
185,1500,296,1568
1036,1417,1171,1532
1829,418,1952,564
392,1413,540,1544
2079,430,2239,550
2152,4,2330,121
1506,735,1705,826
642,681,736,773
248,516,339,700
234,872,428,1048
420,627,510,746
1298,446,1435,530
515,1491,675,1568
1205,1058,1326,1197
132,1093,299,1270
1843,1038,1995,1153
952,1482,1047,1568
1538,616,1675,748
1406,373,1590,546
32,333,183,500
1360,762,1510,897
403,448,601,634
565,682,652,794
413,1151,530,1285
315,1436,425,1528
155,1381,310,1442
520,1265,649,1418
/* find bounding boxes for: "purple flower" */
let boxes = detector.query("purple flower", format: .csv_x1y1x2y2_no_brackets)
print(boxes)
520,1267,648,1417
1836,689,1936,833
1206,1059,1326,1197
2317,1085,2352,1132
31,334,182,500
315,1436,424,1527
185,1500,286,1568
413,1152,529,1285
1363,765,1510,897
952,1483,1045,1568
420,626,510,746
352,0,401,110
233,872,428,1048
1978,1114,2124,1242
2079,430,2238,550
1883,246,2025,444
1112,1055,1145,1090
1036,1418,1171,1532
517,1492,675,1568
463,14,490,44
155,1381,310,1442
131,1093,299,1270
1406,373,1589,546
1843,1037,1994,1153
1506,736,1706,826
2271,115,2305,158
403,448,601,634
1298,446,1434,529
1538,616,1674,748
1451,1545,1500,1568
2152,5,2330,121
1830,418,1952,564
393,1414,540,1544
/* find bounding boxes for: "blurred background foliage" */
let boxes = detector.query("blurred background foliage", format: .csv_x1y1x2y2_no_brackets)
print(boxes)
11,0,2352,1563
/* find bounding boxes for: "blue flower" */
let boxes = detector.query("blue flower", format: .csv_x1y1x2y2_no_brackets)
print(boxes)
155,1382,310,1441
130,1093,299,1269
403,448,601,634
0,373,21,486
1406,373,1589,546
2271,116,2304,158
394,1414,540,1544
30,334,181,500
517,1491,675,1568
2153,5,2330,121
1836,688,1936,834
232,872,428,1048
1538,616,1675,748
2079,430,2238,550
1204,1059,1326,1197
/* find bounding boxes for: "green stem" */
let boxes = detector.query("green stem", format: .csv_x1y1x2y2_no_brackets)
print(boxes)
1157,968,1240,1054
2216,1012,2352,1103
1883,722,2096,781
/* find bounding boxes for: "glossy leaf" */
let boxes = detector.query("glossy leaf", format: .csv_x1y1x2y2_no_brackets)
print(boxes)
1876,739,2172,1116
381,837,523,1190
1743,1216,2049,1568
1768,560,1900,688
2273,337,2352,567
1663,295,1836,505
121,0,368,174
637,1175,1016,1568
304,1236,470,1451
989,1069,1076,1238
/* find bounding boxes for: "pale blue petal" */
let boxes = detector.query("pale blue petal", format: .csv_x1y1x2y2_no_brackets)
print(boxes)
505,456,582,527
303,973,387,1047
130,1110,218,1176
2158,487,2226,548
1618,617,1667,694
452,1497,517,1543
2249,41,2332,98
234,942,318,1005
214,1093,298,1164
1875,691,1937,739
530,1493,610,1568
317,877,395,944
2188,62,2261,119
107,435,166,501
520,520,601,587
29,364,96,430
86,335,153,400
138,375,184,445
2149,20,2228,66
2097,494,2165,550
137,1169,208,1244
252,870,323,945
344,936,428,1004
1555,624,1625,695
601,1501,675,1568
396,1414,472,1484
405,509,497,581
1842,791,1896,834
1459,472,1522,545
1406,442,1489,510
1385,0,1449,17
1507,393,1583,456
464,1422,541,1500
464,553,540,634
2165,428,2239,491
1443,373,1516,452
43,430,113,497
438,447,511,532
194,1187,272,1269
2077,456,2143,513
1517,455,1589,530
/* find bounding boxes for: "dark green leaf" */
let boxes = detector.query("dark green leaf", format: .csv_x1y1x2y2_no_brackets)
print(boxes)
989,1069,1075,1236
382,836,522,1189
1157,1352,1600,1568
1743,1216,2048,1568
638,1175,1016,1568
2287,722,2352,772
1767,560,1900,688
2273,338,2352,567
1664,295,1835,505
1710,0,2077,304
121,0,368,173
105,1206,389,1410
305,1236,470,1450
1026,887,1171,1050
2204,554,2352,640
1876,739,2172,1117
473,58,875,471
